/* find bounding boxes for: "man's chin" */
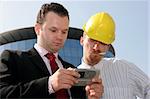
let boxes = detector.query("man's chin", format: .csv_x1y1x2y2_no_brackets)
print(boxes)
48,48,59,53
88,58,101,65
90,54,101,61
91,53,100,57
52,46,63,52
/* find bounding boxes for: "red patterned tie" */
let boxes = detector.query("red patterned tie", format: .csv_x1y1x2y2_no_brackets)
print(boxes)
45,53,69,99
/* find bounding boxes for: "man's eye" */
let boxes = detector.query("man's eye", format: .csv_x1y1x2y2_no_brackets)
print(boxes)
89,39,96,43
50,29,56,32
62,31,67,34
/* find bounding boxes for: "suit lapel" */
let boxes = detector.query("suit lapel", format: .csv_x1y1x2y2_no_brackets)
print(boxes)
28,48,50,75
58,55,75,69
58,56,68,69
28,48,75,75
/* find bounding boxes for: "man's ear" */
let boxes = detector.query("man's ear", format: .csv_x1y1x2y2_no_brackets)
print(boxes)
80,36,84,46
106,44,111,51
34,23,41,35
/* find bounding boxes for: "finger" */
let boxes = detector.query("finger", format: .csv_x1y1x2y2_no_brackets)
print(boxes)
91,77,102,83
67,67,76,71
61,76,79,86
89,89,102,99
89,89,96,96
58,83,73,89
52,76,77,90
86,83,104,98
51,69,76,90
88,79,103,90
90,83,102,90
57,69,79,84
85,85,90,91
86,86,102,99
90,83,104,93
65,68,80,78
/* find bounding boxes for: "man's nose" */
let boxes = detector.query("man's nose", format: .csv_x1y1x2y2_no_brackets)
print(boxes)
93,43,101,51
57,31,63,40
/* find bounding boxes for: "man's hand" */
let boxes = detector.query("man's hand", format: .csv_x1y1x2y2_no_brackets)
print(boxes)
85,77,104,99
49,68,80,92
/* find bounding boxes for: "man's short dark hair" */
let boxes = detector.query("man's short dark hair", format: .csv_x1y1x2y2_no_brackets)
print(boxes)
36,2,69,24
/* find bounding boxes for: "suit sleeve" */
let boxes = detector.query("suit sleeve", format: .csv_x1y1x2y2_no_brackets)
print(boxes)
0,50,49,98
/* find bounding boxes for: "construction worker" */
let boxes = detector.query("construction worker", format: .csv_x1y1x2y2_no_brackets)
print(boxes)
78,12,150,99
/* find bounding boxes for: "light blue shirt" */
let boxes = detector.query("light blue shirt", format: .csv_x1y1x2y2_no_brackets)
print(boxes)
78,58,150,99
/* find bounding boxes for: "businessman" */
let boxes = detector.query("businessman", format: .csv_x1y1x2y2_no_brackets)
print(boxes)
0,3,103,99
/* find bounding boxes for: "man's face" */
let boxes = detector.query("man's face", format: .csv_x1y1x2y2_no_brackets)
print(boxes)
80,34,109,65
35,12,69,53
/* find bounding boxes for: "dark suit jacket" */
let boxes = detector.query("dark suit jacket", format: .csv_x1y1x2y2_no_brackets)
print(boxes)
0,48,86,98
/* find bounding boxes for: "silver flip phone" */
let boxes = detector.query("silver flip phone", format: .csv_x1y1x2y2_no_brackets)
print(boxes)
74,69,100,86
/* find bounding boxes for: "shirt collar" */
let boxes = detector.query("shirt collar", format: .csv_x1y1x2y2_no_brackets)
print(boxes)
34,44,58,58
78,58,104,69
79,58,95,69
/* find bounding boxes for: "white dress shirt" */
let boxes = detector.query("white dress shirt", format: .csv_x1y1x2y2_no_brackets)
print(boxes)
78,58,150,99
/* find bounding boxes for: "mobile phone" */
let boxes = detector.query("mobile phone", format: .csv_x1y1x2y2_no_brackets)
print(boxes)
74,69,100,86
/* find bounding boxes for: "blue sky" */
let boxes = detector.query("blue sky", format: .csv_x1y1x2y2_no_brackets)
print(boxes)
0,0,149,76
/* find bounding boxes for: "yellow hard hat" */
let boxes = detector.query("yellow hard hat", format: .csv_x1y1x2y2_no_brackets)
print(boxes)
83,12,115,44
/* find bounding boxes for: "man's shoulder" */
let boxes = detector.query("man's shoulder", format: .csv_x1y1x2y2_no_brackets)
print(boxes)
103,58,144,73
1,49,22,57
102,58,136,67
103,58,129,63
1,48,35,58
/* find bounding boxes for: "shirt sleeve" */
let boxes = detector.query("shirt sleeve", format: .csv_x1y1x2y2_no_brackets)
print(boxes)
48,76,55,94
127,61,150,99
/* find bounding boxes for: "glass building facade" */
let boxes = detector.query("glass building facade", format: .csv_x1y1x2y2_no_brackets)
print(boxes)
0,27,115,66
0,39,83,66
